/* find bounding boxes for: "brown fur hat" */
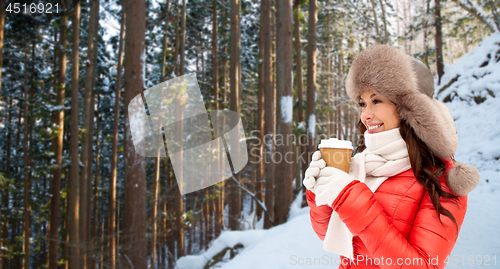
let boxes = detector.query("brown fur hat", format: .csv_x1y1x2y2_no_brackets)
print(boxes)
346,44,479,196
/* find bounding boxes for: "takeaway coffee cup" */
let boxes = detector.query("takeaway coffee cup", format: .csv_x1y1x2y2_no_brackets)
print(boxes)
318,138,353,173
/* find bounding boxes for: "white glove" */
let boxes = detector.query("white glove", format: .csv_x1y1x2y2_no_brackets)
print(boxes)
313,168,357,207
303,151,358,207
303,151,338,193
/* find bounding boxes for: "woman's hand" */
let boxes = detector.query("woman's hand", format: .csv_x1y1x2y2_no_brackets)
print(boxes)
313,168,356,207
303,151,357,207
303,151,334,192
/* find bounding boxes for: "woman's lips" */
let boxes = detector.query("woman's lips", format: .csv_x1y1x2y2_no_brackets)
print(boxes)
367,123,383,133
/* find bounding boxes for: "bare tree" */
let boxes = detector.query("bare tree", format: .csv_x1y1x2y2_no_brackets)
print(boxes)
435,0,444,84
122,0,147,267
261,0,274,229
274,0,294,225
108,7,125,269
48,5,68,268
80,0,100,266
0,0,4,97
229,0,242,231
305,0,317,177
1,97,12,268
68,2,81,267
22,43,31,269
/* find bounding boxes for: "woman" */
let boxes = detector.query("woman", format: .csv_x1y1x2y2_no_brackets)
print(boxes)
303,45,479,269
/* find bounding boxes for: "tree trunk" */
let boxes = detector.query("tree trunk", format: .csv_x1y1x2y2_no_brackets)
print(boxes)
166,162,175,268
228,0,242,231
22,43,31,269
151,151,160,268
92,95,102,269
108,7,125,269
173,2,180,76
261,0,274,229
274,0,293,226
180,0,187,75
48,8,68,268
0,0,5,96
68,1,81,268
122,0,147,267
161,0,171,82
369,0,381,43
435,0,444,84
174,0,187,260
80,0,100,266
1,97,12,268
423,0,431,68
326,10,331,139
378,0,388,43
305,0,317,176
212,0,224,236
87,6,101,265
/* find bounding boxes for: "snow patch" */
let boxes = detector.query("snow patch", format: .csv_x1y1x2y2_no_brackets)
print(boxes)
308,114,316,138
280,96,293,124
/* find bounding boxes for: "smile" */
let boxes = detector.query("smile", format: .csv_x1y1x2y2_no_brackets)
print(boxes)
368,124,383,131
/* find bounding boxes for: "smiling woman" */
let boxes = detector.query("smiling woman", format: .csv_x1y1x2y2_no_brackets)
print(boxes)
358,91,401,134
303,44,480,269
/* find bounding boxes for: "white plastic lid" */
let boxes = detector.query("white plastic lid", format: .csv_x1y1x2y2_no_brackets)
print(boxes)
318,138,353,149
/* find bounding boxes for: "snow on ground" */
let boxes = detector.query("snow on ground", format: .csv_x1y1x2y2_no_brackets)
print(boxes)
176,34,500,268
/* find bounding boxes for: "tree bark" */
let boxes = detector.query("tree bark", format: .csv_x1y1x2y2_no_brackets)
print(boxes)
122,0,147,267
435,0,444,84
80,0,99,266
180,0,187,75
369,0,381,43
256,0,266,222
326,10,331,139
151,150,160,268
212,0,224,236
1,97,12,268
261,0,274,229
274,0,293,225
22,43,31,269
166,162,175,268
69,2,81,268
108,7,125,269
378,0,388,43
305,0,317,178
87,7,101,265
49,7,68,268
0,0,5,97
161,0,171,82
228,0,242,231
91,95,102,269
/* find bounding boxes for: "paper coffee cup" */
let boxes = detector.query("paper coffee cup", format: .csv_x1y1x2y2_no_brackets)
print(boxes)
318,138,353,173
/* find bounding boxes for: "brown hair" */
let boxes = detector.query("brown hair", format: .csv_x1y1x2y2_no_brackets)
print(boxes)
355,119,459,228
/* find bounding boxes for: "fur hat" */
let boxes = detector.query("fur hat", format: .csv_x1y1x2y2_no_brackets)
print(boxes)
346,44,479,196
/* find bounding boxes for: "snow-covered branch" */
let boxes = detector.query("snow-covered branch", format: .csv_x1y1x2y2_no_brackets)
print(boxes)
452,0,499,33
230,174,274,225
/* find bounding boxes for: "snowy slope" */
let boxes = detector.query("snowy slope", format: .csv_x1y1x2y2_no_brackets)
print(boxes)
175,34,500,269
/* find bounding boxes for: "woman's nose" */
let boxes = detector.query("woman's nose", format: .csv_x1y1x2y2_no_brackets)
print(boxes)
361,107,373,122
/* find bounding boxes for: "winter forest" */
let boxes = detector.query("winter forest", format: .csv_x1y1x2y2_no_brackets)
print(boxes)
0,0,498,268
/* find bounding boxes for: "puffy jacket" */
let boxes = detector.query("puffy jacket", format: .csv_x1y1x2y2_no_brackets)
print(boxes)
307,158,467,269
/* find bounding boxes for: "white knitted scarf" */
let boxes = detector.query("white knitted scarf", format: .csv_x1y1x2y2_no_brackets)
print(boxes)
323,128,412,259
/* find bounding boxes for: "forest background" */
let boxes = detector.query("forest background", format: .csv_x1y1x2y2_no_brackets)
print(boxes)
0,0,498,268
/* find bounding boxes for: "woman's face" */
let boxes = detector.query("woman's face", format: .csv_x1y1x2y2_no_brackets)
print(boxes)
358,90,401,134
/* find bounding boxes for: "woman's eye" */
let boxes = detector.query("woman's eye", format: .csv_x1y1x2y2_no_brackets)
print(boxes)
358,102,366,107
372,99,382,104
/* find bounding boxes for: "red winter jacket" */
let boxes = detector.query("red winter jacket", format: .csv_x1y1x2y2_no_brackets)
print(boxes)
307,159,467,269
